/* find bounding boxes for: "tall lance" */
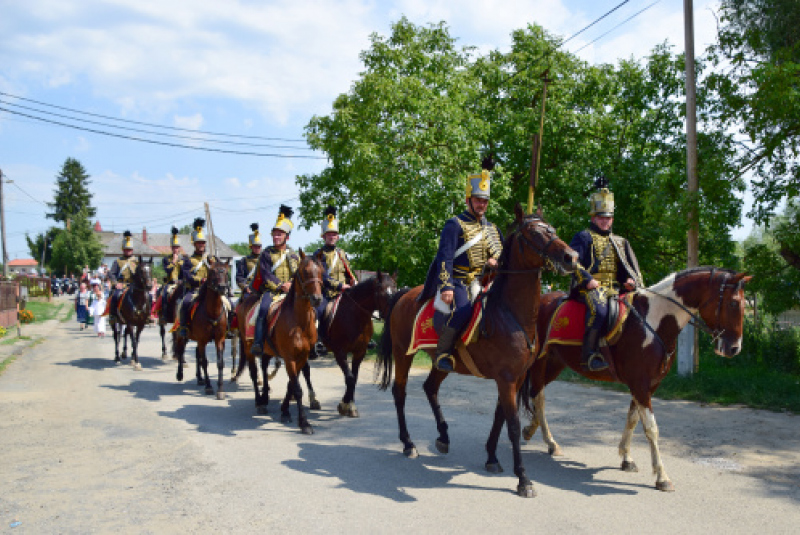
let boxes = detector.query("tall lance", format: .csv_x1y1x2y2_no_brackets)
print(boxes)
528,70,552,214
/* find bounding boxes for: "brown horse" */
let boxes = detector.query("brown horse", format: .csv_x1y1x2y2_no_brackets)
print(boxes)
173,260,231,400
521,266,752,491
157,279,186,360
377,205,578,497
234,251,324,434
110,257,153,370
294,270,398,417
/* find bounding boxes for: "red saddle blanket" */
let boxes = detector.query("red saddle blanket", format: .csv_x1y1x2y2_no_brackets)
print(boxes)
244,296,286,341
407,297,483,355
539,293,634,358
101,288,128,317
152,294,162,315
170,301,201,333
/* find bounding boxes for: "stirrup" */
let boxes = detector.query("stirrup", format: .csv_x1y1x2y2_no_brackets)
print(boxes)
434,353,455,373
586,353,608,372
250,341,264,357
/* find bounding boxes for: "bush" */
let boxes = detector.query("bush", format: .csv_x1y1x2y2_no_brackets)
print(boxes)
18,309,35,324
0,326,6,338
704,317,800,374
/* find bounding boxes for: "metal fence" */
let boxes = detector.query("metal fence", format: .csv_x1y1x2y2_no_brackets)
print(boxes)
16,276,51,300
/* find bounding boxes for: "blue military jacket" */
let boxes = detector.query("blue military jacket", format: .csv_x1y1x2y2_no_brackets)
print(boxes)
235,253,260,290
419,210,503,302
162,254,184,284
569,224,643,298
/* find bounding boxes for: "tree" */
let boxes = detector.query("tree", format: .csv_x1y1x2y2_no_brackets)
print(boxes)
50,210,103,277
228,242,250,256
708,0,800,224
46,158,96,225
26,227,61,268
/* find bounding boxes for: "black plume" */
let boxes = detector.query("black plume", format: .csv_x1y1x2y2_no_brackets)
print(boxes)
278,205,294,219
193,217,205,230
123,230,132,237
324,206,337,218
171,226,179,235
481,154,496,171
250,223,259,232
594,174,610,190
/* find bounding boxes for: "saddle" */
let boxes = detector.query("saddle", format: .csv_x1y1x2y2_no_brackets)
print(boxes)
244,293,287,340
101,288,128,317
319,294,343,334
538,293,634,360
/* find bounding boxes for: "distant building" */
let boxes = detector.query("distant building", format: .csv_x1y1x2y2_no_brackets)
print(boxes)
8,258,39,275
93,223,239,268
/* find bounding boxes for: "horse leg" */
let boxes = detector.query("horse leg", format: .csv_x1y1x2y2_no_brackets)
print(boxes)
215,335,226,400
160,324,168,360
280,379,293,423
635,401,675,491
301,362,321,410
293,374,313,435
199,345,213,395
230,331,238,381
249,357,267,414
423,370,450,454
260,357,271,408
131,325,143,371
530,391,562,456
619,399,641,472
113,322,121,363
485,401,506,473
498,379,536,498
337,350,362,417
121,326,128,359
174,335,187,381
390,354,417,458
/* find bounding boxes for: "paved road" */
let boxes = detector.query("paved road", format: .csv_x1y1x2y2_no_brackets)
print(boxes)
1,307,799,533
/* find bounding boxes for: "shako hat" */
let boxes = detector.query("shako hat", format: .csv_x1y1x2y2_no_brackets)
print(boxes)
122,230,133,250
170,226,181,247
321,206,339,236
273,205,294,234
248,223,262,246
466,155,494,200
191,218,207,243
589,175,615,217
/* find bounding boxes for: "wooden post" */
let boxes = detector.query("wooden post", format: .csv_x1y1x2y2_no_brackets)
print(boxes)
528,70,551,214
204,202,217,258
0,169,8,278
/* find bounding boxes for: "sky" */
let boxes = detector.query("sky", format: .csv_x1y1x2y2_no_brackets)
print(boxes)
0,0,735,265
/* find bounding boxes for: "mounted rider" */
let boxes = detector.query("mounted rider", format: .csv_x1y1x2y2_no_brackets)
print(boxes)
235,223,263,294
419,158,503,372
107,230,139,323
311,206,357,356
569,175,644,372
249,205,301,357
176,218,219,337
158,226,185,320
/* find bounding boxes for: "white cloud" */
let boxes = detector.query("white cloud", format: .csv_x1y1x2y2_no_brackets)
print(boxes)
225,177,241,188
74,136,91,152
173,113,204,130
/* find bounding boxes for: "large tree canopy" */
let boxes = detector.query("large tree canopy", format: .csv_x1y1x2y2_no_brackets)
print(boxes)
46,157,96,224
49,209,103,277
299,20,744,286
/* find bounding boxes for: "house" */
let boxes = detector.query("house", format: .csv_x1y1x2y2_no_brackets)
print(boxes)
8,258,39,275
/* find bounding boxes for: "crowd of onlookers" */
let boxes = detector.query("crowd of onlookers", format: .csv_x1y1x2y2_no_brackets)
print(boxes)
72,264,113,338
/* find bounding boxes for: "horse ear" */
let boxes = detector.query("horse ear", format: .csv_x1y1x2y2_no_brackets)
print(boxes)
734,273,753,285
392,270,398,282
299,249,306,260
536,204,544,218
514,202,525,223
376,270,383,281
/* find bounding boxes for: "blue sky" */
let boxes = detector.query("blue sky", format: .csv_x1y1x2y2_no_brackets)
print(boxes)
0,0,732,263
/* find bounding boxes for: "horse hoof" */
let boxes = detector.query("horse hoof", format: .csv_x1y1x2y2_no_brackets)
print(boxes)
197,378,204,386
348,407,359,418
656,480,675,492
256,405,268,415
204,386,214,395
216,392,225,401
517,482,537,498
403,447,419,459
301,425,314,435
549,445,564,457
177,371,184,381
621,460,638,472
435,439,449,455
133,363,142,371
522,425,537,442
310,400,321,411
337,402,347,416
485,462,504,474
230,376,238,384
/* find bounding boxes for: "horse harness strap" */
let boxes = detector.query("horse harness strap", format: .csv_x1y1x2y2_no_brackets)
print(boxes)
627,304,673,374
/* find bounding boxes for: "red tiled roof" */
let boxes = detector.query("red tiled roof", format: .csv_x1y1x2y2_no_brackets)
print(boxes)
9,259,38,266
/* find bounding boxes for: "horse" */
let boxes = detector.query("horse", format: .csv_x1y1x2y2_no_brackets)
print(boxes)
521,266,752,492
173,260,231,400
110,257,153,370
157,279,186,360
234,251,324,434
377,205,578,498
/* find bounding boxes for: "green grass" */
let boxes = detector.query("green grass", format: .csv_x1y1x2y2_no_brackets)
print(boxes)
24,300,66,322
0,335,32,346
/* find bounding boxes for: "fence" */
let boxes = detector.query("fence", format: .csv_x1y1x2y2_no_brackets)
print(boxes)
0,280,19,328
16,276,51,300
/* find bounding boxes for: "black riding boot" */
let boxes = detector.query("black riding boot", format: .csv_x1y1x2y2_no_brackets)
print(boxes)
177,305,190,338
581,327,607,372
434,326,459,373
251,310,266,357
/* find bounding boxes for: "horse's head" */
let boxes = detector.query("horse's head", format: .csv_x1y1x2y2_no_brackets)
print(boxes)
371,271,398,320
132,256,153,289
511,204,578,274
295,249,324,308
695,270,752,357
208,260,231,295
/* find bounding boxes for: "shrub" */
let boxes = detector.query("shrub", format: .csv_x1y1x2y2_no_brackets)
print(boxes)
18,309,35,324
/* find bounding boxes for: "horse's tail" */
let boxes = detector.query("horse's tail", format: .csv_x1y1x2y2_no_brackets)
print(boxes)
377,287,411,391
517,365,534,416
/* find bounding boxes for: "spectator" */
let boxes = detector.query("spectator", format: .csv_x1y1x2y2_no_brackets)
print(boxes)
90,283,107,338
75,282,91,330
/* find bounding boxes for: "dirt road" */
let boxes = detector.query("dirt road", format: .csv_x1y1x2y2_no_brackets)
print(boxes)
1,307,799,533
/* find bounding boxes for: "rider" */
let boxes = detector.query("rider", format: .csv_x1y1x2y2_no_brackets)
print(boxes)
249,205,301,357
157,226,185,320
235,223,263,294
569,175,643,372
418,158,503,372
176,218,219,337
311,206,357,357
107,230,139,324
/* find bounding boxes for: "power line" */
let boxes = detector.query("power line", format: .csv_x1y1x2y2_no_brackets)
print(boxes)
571,1,662,55
8,180,49,207
0,107,327,159
0,98,316,151
0,90,307,143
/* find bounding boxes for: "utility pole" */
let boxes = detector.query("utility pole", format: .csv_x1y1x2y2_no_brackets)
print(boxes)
678,0,700,376
204,202,217,258
528,70,552,214
0,168,8,278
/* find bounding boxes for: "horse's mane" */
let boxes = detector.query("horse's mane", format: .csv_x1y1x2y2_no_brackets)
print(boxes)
344,275,374,303
647,266,738,294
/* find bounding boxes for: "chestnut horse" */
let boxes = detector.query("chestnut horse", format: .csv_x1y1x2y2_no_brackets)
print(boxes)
110,257,153,370
234,251,324,434
173,260,231,400
377,205,578,498
521,266,752,491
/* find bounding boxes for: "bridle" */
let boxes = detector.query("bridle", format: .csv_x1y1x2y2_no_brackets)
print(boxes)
207,265,229,295
495,217,560,276
295,265,323,301
342,278,394,321
125,263,152,318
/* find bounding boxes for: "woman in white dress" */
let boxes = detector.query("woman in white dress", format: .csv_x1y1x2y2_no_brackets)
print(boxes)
91,284,107,337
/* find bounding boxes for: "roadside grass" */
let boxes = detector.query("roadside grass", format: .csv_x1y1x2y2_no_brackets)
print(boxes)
24,299,67,323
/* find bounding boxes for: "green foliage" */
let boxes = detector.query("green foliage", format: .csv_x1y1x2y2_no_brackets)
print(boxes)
708,0,800,224
25,227,60,268
228,242,251,256
46,158,96,224
50,210,103,277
